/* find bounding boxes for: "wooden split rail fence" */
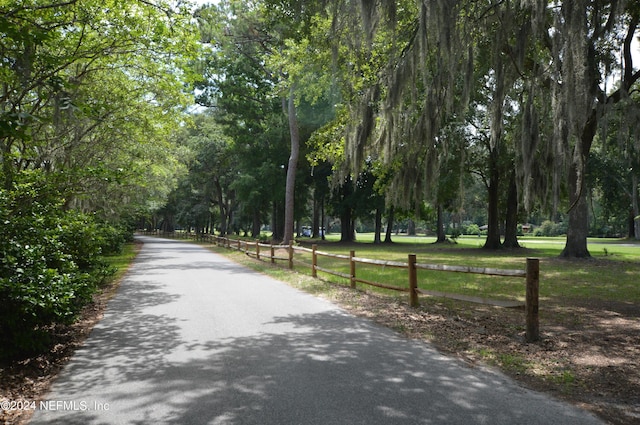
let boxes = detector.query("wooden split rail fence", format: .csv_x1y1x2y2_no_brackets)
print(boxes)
141,230,540,342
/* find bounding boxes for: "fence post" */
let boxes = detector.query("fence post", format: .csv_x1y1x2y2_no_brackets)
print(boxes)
288,241,294,269
408,254,419,307
312,244,317,278
525,258,540,342
271,244,275,264
350,250,356,288
256,240,260,260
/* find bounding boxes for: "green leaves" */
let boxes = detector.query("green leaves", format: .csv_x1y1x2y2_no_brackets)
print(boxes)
0,172,127,359
1,0,199,211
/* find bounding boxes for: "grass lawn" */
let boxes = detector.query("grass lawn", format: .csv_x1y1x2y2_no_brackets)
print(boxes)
264,233,640,305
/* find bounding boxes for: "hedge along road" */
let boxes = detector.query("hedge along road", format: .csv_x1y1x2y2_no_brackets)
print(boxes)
30,236,603,425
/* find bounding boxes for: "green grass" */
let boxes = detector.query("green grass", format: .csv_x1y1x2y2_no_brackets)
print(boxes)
172,231,640,304
265,233,640,304
102,242,140,284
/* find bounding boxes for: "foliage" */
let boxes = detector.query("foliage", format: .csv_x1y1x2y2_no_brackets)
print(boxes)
0,173,131,359
186,0,640,252
0,0,197,214
532,220,567,237
0,0,197,357
463,224,481,236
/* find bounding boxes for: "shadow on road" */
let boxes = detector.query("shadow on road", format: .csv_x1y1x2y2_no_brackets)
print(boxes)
37,309,597,424
31,237,601,425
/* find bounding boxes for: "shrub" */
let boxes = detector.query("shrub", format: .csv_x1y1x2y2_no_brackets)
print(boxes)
464,224,480,236
0,174,119,359
534,220,567,237
97,223,131,255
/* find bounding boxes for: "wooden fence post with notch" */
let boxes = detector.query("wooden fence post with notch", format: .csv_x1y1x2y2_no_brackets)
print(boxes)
408,254,419,307
256,240,260,260
312,244,317,278
525,258,540,342
271,244,275,264
350,250,356,288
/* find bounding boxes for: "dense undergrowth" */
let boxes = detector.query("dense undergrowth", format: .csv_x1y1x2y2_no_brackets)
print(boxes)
0,173,132,360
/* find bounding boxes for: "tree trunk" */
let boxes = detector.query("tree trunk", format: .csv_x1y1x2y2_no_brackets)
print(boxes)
484,151,502,249
312,190,320,238
561,162,591,257
271,200,283,242
226,203,234,235
632,173,639,240
321,194,326,241
561,100,599,257
503,170,520,248
407,219,416,236
436,204,446,243
282,87,299,244
251,209,261,238
384,206,394,243
338,178,354,242
373,207,382,244
340,207,353,242
219,209,228,236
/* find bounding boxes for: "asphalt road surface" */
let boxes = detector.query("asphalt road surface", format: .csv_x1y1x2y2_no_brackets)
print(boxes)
30,236,604,424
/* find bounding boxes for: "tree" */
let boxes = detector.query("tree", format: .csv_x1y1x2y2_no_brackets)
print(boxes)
589,92,640,238
283,87,300,244
163,114,238,235
323,1,479,247
541,1,640,257
0,0,197,357
1,0,197,213
196,0,331,243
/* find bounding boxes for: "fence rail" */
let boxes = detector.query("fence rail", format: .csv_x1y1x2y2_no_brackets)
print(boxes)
139,230,540,342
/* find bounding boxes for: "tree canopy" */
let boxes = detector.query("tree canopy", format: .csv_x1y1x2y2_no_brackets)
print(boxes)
0,0,199,356
181,0,640,254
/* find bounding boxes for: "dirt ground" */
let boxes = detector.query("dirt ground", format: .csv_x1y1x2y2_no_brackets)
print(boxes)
318,282,640,425
1,252,638,425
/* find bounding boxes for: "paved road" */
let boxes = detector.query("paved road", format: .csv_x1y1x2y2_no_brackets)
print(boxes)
30,236,604,424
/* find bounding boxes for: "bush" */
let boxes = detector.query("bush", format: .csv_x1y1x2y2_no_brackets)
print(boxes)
464,224,480,236
0,175,120,359
533,220,567,237
97,223,131,255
